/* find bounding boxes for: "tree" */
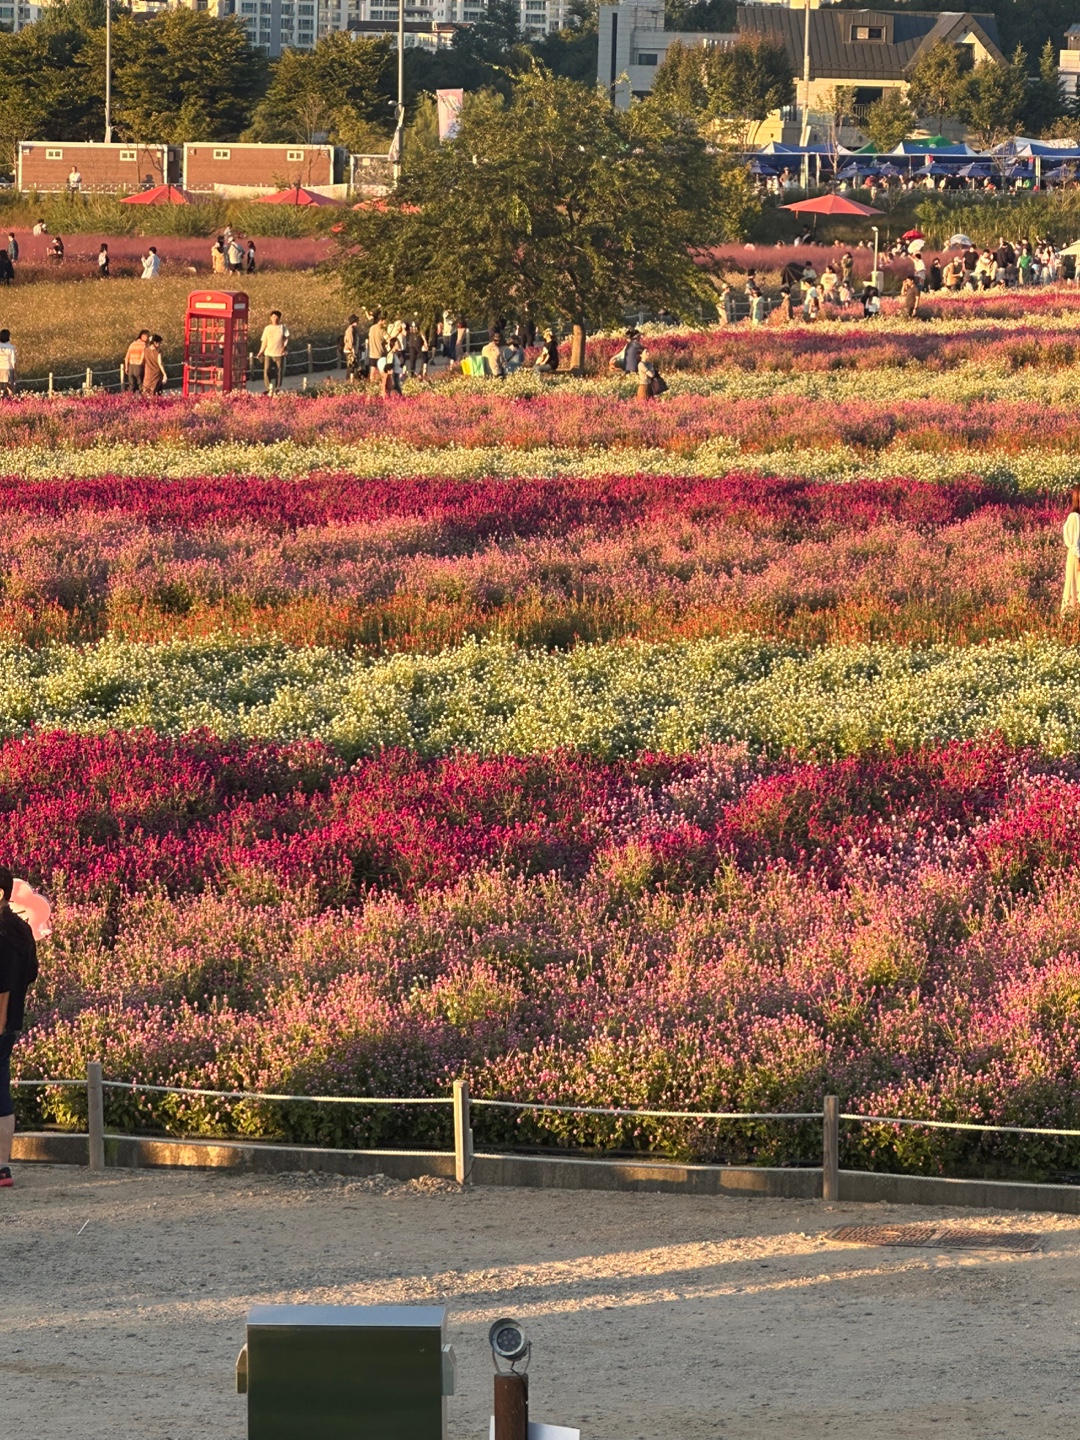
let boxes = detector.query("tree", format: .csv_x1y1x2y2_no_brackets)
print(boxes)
864,87,916,151
110,10,266,142
1023,38,1067,136
0,14,98,171
820,84,857,170
337,70,737,371
666,0,736,31
531,0,600,85
906,39,972,131
652,34,793,146
957,47,1029,149
245,33,395,147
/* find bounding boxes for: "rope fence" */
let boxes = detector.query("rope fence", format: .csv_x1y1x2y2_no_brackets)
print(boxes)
13,1068,1080,1193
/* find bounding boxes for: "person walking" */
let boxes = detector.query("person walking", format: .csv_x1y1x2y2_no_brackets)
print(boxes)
0,330,16,397
226,236,244,274
256,310,289,395
246,240,256,274
143,334,167,395
97,243,109,278
141,246,161,281
1063,487,1080,616
0,865,38,1189
211,236,226,274
405,321,425,377
124,330,149,393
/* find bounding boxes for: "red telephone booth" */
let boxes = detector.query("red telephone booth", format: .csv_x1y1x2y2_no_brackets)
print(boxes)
183,291,249,395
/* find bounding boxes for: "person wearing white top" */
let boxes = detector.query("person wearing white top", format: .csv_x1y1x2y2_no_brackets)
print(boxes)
140,247,160,280
1063,490,1080,616
256,311,290,394
0,329,16,397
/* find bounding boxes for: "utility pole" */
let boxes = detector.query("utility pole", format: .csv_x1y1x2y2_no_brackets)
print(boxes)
104,0,113,144
801,0,811,148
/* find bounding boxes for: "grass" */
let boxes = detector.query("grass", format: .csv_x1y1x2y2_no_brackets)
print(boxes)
0,192,337,239
3,271,345,380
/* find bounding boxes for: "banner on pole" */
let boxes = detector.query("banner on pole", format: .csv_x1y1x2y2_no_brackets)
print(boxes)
437,88,464,141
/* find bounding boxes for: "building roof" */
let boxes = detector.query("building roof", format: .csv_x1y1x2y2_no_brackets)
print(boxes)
736,6,1003,82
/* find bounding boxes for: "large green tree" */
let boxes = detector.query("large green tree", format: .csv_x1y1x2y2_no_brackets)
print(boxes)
957,47,1029,149
864,87,916,150
906,39,973,131
111,10,265,143
338,69,737,370
245,32,395,148
1023,38,1067,135
651,34,794,146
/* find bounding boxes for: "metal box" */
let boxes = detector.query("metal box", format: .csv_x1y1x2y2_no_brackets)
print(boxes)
239,1303,452,1440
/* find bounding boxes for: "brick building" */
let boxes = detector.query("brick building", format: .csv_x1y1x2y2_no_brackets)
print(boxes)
182,142,345,197
16,141,176,194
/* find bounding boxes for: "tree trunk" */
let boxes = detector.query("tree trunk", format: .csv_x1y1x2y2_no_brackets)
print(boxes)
570,318,586,375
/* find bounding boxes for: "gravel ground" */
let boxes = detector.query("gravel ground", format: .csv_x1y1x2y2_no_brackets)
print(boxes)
3,1164,1080,1439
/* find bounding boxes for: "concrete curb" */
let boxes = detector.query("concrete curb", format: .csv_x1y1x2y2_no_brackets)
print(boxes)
14,1132,1080,1213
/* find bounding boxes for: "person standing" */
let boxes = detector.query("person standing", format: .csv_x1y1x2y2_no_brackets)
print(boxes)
246,240,256,274
343,313,363,380
67,164,82,194
481,330,506,379
636,345,657,401
901,275,920,318
211,236,226,274
143,334,166,395
49,235,64,266
0,330,16,397
124,329,149,392
6,234,17,266
366,309,387,381
0,252,13,287
256,309,289,395
449,317,470,372
1063,487,1080,616
0,865,39,1189
226,236,244,274
140,246,160,280
97,243,109,278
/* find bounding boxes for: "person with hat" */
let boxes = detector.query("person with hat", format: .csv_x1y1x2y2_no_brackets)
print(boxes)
534,329,560,373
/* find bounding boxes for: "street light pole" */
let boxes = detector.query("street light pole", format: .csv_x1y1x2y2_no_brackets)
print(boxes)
104,0,112,144
391,0,405,183
801,0,811,146
872,225,880,290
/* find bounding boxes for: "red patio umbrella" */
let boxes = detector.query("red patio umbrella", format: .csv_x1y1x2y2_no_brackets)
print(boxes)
902,227,925,240
781,195,883,216
120,184,191,206
256,185,337,206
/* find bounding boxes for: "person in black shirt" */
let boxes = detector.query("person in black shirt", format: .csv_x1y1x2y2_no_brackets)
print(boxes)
0,865,39,1188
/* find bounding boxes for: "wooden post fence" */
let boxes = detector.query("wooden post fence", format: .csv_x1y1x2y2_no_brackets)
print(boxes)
823,1094,839,1202
87,1060,105,1172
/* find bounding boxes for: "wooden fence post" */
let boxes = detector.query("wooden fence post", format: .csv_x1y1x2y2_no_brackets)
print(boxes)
87,1060,105,1172
84,367,93,396
823,1094,839,1202
493,1373,528,1440
47,372,54,397
453,1078,473,1185
307,342,313,375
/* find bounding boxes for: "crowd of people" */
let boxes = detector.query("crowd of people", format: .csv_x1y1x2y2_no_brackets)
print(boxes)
340,311,563,396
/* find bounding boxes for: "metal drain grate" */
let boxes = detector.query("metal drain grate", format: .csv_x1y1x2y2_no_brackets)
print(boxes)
830,1223,1042,1252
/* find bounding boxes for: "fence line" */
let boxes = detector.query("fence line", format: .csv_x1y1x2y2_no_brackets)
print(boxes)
14,1067,1080,1192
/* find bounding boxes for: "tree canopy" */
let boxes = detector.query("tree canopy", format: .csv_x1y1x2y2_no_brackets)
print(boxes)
864,88,916,151
651,35,794,147
244,32,395,149
338,69,740,369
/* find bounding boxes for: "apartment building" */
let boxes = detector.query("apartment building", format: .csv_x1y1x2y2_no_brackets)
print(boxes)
0,0,39,29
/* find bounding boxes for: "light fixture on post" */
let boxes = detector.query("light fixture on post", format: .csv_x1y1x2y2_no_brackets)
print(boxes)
490,1318,530,1440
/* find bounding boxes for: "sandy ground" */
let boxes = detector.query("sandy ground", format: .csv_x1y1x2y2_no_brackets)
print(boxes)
3,1165,1080,1439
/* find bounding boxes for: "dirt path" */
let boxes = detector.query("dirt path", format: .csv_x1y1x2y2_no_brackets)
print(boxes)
3,1164,1079,1439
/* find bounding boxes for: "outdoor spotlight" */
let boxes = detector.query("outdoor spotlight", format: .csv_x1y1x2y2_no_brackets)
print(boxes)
488,1317,530,1371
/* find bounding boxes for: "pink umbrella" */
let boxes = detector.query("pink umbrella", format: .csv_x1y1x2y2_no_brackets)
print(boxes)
11,878,51,940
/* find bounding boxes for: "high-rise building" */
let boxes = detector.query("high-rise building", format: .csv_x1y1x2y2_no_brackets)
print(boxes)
0,2,42,32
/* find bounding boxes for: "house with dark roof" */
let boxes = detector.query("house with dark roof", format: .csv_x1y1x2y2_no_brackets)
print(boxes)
739,4,1003,140
598,2,1003,143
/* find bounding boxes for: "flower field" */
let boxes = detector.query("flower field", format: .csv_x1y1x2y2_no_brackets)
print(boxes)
11,290,1080,1179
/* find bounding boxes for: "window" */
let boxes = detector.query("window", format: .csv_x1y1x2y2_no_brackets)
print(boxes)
119,149,137,162
287,149,305,161
241,3,256,10
852,24,885,41
636,51,658,65
46,148,62,159
213,148,231,160
298,4,313,12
